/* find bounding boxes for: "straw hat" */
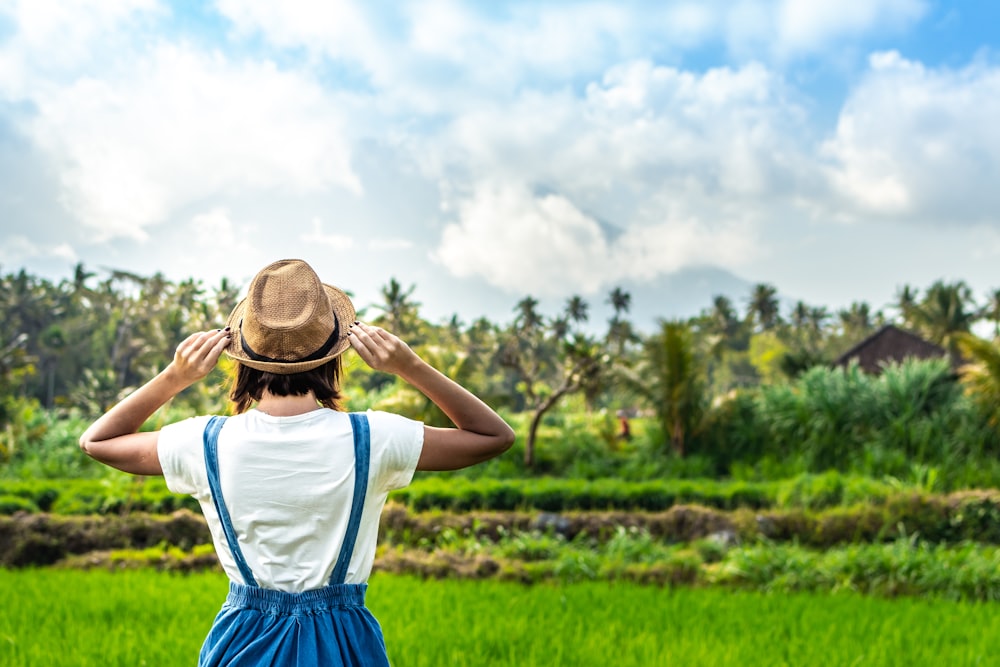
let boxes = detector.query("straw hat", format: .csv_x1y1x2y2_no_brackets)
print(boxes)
224,259,355,374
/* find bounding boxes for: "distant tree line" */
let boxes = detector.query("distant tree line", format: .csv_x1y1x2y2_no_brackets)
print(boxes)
2,263,999,471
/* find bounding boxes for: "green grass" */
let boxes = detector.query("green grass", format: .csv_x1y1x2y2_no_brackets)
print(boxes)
2,570,1000,666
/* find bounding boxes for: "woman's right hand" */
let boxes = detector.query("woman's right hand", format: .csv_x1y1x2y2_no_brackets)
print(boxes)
168,328,231,386
348,322,420,376
349,320,515,471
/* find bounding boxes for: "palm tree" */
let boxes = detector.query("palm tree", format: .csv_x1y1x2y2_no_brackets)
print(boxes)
981,288,1000,339
747,283,781,332
565,295,589,325
377,278,421,339
605,287,635,355
607,287,631,316
709,295,738,335
838,301,875,340
621,320,705,457
895,284,920,327
909,280,977,354
790,301,809,330
514,296,543,332
807,306,829,337
957,333,1000,427
214,277,242,322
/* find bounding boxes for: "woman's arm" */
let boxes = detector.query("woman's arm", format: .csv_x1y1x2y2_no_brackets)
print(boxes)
348,322,515,471
79,329,231,475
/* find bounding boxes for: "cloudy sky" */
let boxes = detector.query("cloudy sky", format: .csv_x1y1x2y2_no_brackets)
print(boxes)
1,0,999,328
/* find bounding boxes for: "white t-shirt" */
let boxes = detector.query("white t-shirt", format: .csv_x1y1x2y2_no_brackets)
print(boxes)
157,408,423,591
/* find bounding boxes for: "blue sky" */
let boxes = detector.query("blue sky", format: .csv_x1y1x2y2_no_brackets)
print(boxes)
1,1,999,329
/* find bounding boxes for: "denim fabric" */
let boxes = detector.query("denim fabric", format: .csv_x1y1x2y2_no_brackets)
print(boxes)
199,582,390,666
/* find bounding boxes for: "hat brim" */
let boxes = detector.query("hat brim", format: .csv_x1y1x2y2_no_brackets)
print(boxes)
223,283,356,374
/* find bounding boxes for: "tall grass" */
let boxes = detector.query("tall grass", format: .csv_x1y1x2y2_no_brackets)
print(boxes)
1,570,999,666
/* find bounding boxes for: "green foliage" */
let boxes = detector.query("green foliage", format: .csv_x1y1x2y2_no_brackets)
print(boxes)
696,358,1000,484
957,332,1000,427
387,473,904,513
717,538,1000,601
0,476,198,515
5,263,1000,486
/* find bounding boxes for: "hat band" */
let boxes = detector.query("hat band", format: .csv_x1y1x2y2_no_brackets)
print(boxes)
239,319,341,365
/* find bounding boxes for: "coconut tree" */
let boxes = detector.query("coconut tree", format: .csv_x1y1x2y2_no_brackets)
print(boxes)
213,277,242,322
605,287,636,357
607,287,631,317
909,280,978,354
981,288,1000,339
376,278,422,341
957,333,1000,427
621,320,705,457
838,301,876,341
895,284,920,327
514,296,543,332
565,295,589,325
746,283,781,332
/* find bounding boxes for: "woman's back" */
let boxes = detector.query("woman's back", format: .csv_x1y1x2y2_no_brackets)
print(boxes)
159,409,422,591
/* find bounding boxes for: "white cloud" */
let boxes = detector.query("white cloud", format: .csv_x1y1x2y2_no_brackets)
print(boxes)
823,51,1000,223
424,59,811,197
0,235,77,264
722,0,928,60
214,0,392,84
777,0,927,56
191,207,238,247
302,217,354,249
435,182,757,296
435,183,612,295
422,58,807,293
22,44,360,240
0,0,161,96
368,238,414,251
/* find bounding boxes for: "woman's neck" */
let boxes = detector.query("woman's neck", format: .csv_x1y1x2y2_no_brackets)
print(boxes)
255,391,321,417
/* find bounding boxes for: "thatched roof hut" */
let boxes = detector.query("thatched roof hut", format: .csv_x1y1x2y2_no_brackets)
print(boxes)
834,325,950,374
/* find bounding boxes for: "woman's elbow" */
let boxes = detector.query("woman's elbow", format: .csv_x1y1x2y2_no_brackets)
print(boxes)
494,423,516,454
79,435,97,459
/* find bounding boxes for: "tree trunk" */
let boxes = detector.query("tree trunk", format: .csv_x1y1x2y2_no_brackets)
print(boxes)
671,420,685,458
524,385,573,468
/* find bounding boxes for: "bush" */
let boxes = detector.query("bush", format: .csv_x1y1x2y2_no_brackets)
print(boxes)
0,495,36,514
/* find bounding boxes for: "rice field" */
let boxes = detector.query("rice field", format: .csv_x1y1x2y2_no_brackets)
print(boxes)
2,569,999,666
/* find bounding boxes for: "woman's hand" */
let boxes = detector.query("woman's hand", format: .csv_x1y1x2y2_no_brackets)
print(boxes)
348,320,515,471
169,328,232,385
79,328,231,476
348,322,420,375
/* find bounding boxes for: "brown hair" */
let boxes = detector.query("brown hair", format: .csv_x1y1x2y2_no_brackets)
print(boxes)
229,357,344,414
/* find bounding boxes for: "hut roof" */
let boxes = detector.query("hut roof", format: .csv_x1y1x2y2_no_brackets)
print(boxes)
834,325,948,374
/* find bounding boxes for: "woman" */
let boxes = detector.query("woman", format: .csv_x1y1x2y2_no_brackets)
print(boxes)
79,259,515,665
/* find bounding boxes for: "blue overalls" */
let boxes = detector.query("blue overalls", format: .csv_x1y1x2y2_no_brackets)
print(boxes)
197,413,391,666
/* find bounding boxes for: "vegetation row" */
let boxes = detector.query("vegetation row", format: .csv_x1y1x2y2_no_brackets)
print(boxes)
48,532,1000,603
0,471,933,516
7,489,1000,568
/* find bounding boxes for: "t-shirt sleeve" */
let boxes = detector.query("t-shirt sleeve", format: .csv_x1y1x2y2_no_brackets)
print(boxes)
366,410,424,492
157,415,213,496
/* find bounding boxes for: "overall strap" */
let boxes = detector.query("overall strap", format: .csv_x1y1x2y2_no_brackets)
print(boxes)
203,415,258,587
329,413,371,585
